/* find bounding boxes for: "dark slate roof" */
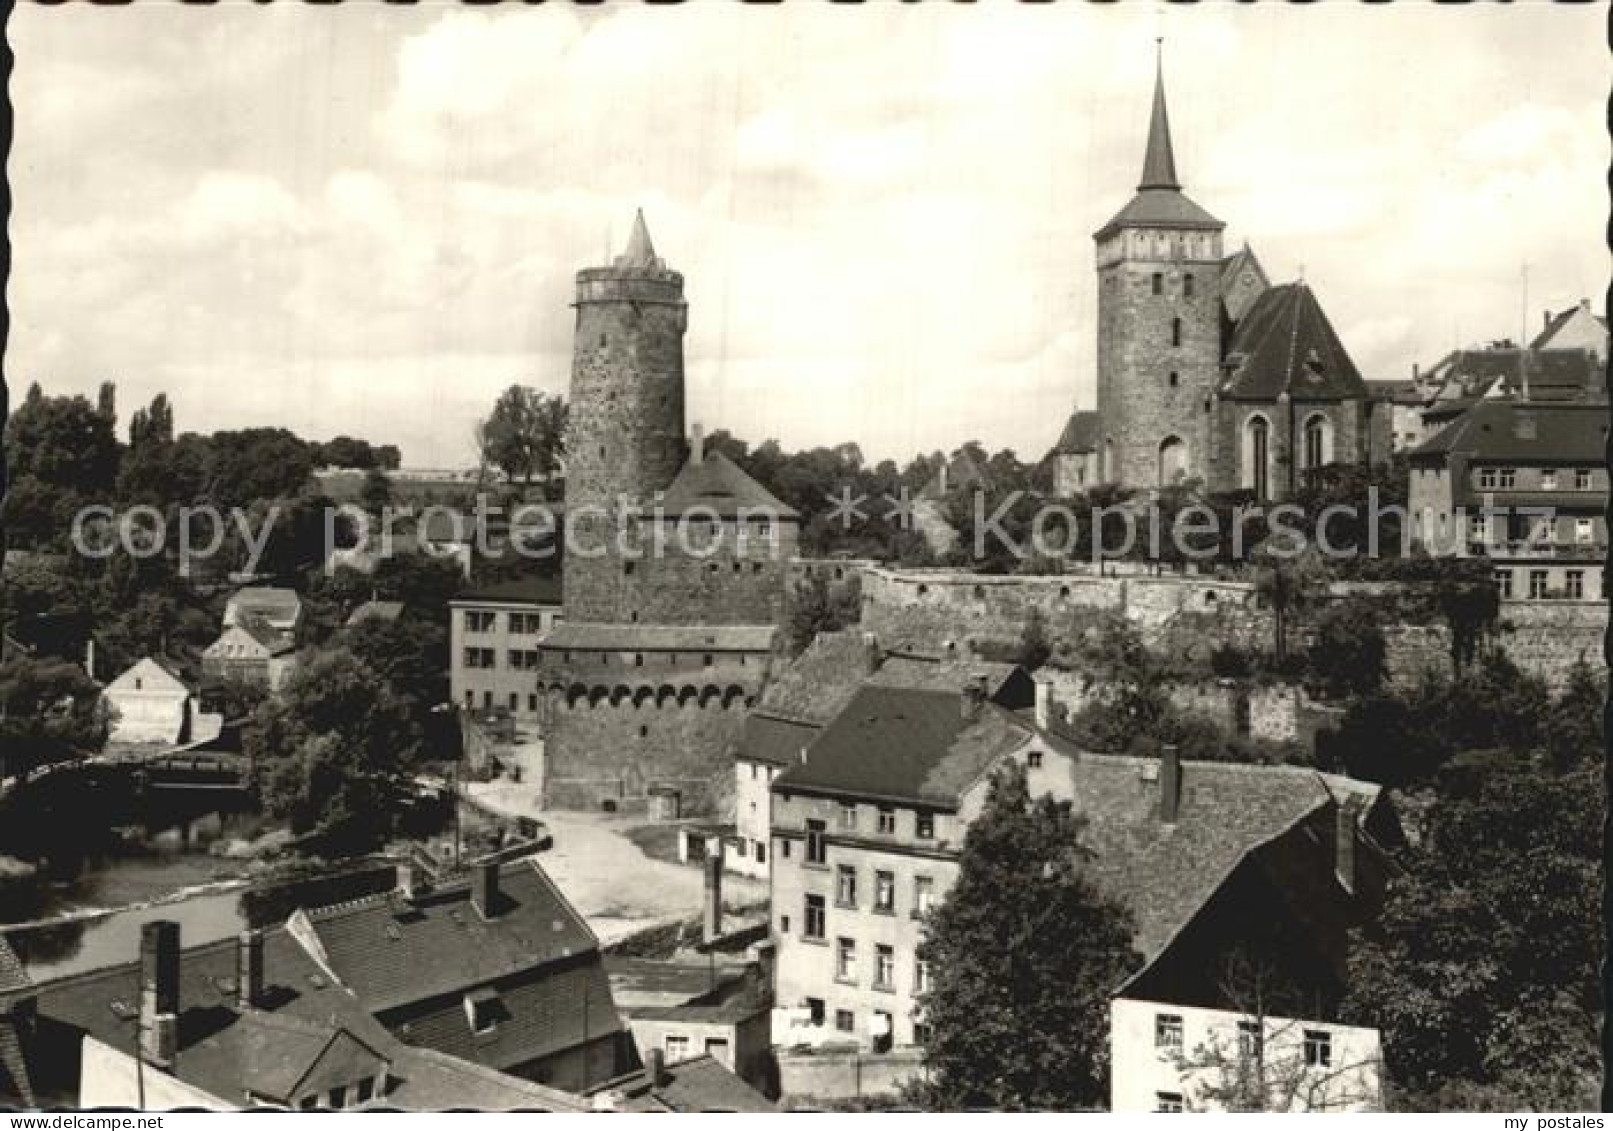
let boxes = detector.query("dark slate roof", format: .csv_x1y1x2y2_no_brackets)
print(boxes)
1138,55,1180,191
540,623,775,653
604,956,753,1010
588,1054,775,1113
1052,410,1101,456
1095,188,1223,241
298,859,598,1014
733,713,820,769
454,574,564,608
1063,754,1374,960
1428,347,1600,404
1219,282,1367,401
659,451,797,519
23,925,583,1110
232,615,296,656
0,1015,34,1107
1409,400,1609,464
771,688,1042,809
751,631,872,724
345,600,405,628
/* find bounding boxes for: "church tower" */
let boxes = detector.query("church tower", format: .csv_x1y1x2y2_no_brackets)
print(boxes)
565,210,688,622
1094,50,1226,489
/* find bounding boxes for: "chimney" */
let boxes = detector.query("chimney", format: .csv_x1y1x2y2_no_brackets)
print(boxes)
961,675,987,721
1159,744,1181,824
1543,309,1552,332
690,421,705,466
236,929,264,1010
1034,679,1054,730
648,1047,669,1086
702,843,724,944
472,860,500,919
1411,361,1420,382
1336,795,1363,893
861,631,882,676
139,920,180,1070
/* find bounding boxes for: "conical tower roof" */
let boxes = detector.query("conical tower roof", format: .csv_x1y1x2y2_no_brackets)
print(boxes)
618,209,659,268
1138,49,1179,191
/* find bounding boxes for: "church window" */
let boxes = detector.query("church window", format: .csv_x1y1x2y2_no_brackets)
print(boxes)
1183,274,1195,299
1151,273,1163,296
1171,317,1182,347
1247,417,1271,502
1302,414,1331,472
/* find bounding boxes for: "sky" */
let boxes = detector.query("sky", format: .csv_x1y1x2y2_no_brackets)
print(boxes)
6,2,1606,467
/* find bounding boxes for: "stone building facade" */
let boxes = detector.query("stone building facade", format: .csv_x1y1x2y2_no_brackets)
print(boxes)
531,214,798,814
1057,54,1380,499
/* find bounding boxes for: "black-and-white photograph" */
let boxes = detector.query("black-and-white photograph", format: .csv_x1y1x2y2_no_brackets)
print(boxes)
0,1,1605,1115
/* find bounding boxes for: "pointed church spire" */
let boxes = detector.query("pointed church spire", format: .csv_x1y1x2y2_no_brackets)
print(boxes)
618,208,659,268
1138,40,1181,192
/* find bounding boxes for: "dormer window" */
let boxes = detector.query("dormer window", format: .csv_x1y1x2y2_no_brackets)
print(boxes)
465,988,506,1035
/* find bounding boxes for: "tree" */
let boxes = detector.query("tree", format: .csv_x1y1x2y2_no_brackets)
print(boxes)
1305,599,1386,700
477,386,567,486
246,648,424,853
1342,762,1601,1110
910,762,1139,1110
781,571,859,656
1542,658,1604,771
0,655,109,779
1252,545,1329,663
1014,607,1051,672
344,615,449,724
360,467,393,515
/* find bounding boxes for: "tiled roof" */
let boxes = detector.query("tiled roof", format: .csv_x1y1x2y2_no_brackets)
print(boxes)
1063,754,1373,960
23,925,584,1110
298,859,599,1014
230,615,296,656
0,1015,35,1107
227,587,302,619
454,574,563,608
736,632,1025,767
659,451,798,519
0,935,32,998
1429,347,1601,404
539,623,776,653
1409,400,1609,464
1219,282,1366,401
1052,410,1101,455
588,1054,774,1112
604,956,753,1011
772,687,1039,809
1095,188,1223,241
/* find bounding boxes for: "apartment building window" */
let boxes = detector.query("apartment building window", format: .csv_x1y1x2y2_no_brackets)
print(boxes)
1529,570,1548,599
463,647,495,670
835,937,857,983
835,1009,855,1034
1303,1030,1333,1068
804,895,826,940
1493,569,1513,599
465,611,496,633
778,913,790,933
1238,1020,1262,1060
874,945,895,991
664,1035,690,1062
509,613,545,635
1576,469,1594,490
914,957,932,994
1566,570,1584,599
913,875,935,917
1576,518,1595,543
755,841,767,865
1467,513,1487,544
1156,1093,1185,1113
1540,469,1558,490
806,998,825,1027
838,802,857,830
527,694,538,712
1027,749,1043,769
508,650,541,671
1155,1013,1184,1051
836,865,858,908
1479,468,1497,490
876,807,896,834
874,870,896,914
805,819,827,865
915,811,934,839
1497,467,1517,489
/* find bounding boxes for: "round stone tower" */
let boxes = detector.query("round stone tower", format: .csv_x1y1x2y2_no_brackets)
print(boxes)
1093,51,1226,490
565,211,688,622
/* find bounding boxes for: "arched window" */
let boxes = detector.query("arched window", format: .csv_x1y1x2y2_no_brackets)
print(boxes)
1245,415,1271,501
1158,436,1188,486
1171,317,1182,348
1302,413,1332,473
